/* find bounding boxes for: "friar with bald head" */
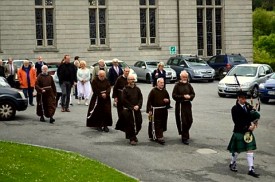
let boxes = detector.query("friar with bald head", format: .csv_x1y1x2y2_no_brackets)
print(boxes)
116,74,143,145
35,65,57,123
86,70,112,132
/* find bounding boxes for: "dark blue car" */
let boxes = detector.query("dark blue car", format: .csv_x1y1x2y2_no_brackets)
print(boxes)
259,73,275,103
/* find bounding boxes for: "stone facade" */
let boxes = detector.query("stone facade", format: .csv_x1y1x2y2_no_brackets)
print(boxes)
0,0,253,65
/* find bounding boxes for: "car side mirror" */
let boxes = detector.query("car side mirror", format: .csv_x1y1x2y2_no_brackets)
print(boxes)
141,66,146,69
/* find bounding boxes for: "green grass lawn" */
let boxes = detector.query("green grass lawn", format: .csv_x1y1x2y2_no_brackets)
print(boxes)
0,141,138,182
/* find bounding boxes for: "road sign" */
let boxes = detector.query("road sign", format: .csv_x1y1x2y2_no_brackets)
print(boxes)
169,46,176,55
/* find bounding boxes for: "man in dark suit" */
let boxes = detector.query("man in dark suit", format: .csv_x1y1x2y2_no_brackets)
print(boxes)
4,58,17,88
227,91,260,178
108,58,123,86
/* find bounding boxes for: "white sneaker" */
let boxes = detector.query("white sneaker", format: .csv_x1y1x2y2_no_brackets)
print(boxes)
78,99,81,105
85,99,89,106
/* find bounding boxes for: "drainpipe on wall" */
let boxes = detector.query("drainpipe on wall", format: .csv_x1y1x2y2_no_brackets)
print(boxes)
177,0,181,54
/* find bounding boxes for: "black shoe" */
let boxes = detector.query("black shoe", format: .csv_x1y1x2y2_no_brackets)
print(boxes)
30,103,34,106
50,117,55,123
229,162,238,172
157,138,165,145
40,116,45,122
248,167,260,178
70,103,73,106
182,139,189,145
103,126,109,132
96,127,103,132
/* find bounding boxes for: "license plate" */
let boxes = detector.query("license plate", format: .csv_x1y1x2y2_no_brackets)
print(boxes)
203,75,211,78
226,87,239,91
268,91,275,95
166,75,172,78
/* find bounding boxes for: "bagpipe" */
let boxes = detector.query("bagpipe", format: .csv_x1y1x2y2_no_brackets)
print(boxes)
234,74,261,143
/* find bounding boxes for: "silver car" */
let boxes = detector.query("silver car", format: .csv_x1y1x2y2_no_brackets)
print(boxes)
132,60,177,83
218,64,273,98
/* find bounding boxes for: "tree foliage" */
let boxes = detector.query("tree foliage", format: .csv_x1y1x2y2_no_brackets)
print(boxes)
253,8,275,69
253,0,275,11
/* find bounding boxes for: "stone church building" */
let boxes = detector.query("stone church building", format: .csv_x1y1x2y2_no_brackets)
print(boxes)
0,0,253,64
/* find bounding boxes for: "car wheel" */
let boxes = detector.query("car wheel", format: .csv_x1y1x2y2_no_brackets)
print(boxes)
218,93,226,97
0,102,16,121
146,74,151,84
260,97,269,103
251,86,259,98
188,74,192,83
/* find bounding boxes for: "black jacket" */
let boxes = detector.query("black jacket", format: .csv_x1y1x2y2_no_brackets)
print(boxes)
231,102,253,133
57,63,77,85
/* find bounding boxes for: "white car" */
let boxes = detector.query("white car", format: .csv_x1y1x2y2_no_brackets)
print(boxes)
90,60,137,82
132,60,177,83
218,64,273,98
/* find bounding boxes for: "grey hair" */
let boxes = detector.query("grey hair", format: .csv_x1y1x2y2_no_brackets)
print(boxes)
180,70,188,77
157,77,164,83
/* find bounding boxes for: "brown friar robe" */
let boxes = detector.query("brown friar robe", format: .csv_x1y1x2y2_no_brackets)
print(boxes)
112,75,128,116
86,77,112,127
35,73,57,118
146,87,170,139
172,81,195,141
116,84,143,141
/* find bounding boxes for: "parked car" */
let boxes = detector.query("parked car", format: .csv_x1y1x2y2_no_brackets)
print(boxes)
167,54,215,82
3,59,35,68
218,64,273,98
0,77,28,120
259,73,275,103
90,60,137,82
132,60,177,83
207,54,248,80
47,62,61,75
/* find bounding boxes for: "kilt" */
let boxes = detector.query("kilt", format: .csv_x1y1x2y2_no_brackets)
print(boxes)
227,132,257,153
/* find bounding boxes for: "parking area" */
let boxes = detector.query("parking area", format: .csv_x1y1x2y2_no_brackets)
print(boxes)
0,81,274,182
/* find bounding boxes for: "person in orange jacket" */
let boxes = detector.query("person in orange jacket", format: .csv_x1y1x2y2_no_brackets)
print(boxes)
17,60,37,106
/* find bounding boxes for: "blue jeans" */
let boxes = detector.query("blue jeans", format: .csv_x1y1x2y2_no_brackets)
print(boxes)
22,87,34,105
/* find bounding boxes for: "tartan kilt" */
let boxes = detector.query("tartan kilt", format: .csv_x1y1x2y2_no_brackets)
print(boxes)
227,132,257,153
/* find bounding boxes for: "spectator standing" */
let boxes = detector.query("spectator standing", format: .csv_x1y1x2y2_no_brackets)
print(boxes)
74,56,80,99
35,56,47,76
108,58,123,86
0,59,5,78
17,60,36,106
152,62,166,87
92,59,108,81
57,55,77,112
77,60,92,105
4,58,17,88
52,72,62,107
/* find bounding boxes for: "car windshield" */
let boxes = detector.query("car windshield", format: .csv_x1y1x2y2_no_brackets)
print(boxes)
186,58,207,66
146,62,158,67
0,77,11,87
228,66,257,77
228,56,247,63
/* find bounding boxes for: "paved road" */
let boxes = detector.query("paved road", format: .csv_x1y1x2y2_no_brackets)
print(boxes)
1,81,275,182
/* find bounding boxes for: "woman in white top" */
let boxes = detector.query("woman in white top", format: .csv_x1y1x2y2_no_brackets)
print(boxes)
77,60,92,105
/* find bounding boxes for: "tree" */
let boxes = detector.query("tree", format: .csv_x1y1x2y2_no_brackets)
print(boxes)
253,0,275,11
